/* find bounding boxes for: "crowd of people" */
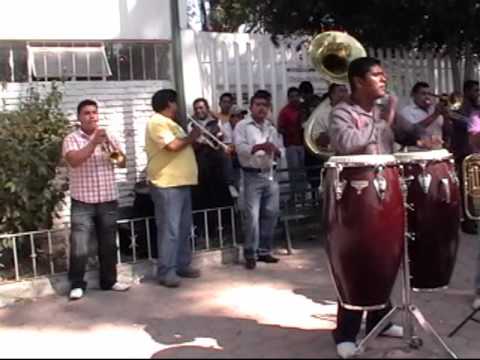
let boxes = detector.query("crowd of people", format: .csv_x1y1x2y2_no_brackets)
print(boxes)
61,55,480,358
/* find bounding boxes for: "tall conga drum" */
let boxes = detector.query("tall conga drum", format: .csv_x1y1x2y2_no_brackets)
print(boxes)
394,149,460,291
322,155,405,310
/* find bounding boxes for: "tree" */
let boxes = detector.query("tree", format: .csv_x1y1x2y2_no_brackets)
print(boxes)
207,0,480,92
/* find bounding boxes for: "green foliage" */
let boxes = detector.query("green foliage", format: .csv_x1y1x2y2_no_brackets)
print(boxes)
0,83,71,237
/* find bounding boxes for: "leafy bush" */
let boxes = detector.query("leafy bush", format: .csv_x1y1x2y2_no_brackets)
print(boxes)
0,83,71,240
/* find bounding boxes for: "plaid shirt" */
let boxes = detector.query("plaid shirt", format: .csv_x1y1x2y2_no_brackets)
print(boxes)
62,129,121,203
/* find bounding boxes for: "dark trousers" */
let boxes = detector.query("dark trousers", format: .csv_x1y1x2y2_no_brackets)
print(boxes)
333,301,392,344
68,199,118,291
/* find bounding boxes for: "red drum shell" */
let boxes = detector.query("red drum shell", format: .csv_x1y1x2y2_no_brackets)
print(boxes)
323,165,405,309
401,158,460,290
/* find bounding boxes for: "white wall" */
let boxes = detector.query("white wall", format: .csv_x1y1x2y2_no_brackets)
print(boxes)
0,0,173,40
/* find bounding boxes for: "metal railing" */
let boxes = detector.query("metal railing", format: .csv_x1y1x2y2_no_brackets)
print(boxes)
0,206,237,284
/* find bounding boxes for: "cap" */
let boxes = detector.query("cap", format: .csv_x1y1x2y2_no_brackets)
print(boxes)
230,105,248,116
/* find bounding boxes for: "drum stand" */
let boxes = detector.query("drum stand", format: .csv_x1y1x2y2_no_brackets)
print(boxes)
355,177,458,358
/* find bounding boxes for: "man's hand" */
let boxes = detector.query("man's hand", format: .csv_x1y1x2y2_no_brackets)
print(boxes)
417,135,444,149
188,126,202,142
91,128,108,146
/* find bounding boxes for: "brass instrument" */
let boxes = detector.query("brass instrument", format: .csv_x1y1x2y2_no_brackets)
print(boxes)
187,115,230,152
101,138,125,165
462,154,480,220
304,31,366,156
309,31,367,84
303,100,335,159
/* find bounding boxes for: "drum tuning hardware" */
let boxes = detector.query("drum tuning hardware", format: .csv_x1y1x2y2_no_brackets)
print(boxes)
350,180,369,195
333,165,347,200
407,232,416,241
448,170,459,185
440,178,451,204
405,202,415,211
373,166,388,200
418,162,432,194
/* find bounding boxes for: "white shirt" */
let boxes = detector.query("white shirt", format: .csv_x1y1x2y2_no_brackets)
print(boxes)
398,102,444,138
304,99,332,139
233,116,284,170
221,121,234,144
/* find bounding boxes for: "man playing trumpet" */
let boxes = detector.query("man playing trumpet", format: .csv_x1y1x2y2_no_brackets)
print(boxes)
62,99,129,300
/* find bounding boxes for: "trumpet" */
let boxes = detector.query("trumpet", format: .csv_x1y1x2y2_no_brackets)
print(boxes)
187,115,230,152
101,138,125,165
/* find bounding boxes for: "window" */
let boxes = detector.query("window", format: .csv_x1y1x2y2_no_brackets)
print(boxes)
29,44,112,80
0,40,172,82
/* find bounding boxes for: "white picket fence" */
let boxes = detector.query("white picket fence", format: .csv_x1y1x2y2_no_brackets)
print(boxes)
193,31,479,118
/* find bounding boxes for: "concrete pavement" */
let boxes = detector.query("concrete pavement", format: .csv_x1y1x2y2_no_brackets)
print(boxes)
0,229,479,358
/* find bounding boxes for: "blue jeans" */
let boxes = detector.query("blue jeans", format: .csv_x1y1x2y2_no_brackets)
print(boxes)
286,145,306,197
68,199,118,291
242,171,280,259
150,185,193,279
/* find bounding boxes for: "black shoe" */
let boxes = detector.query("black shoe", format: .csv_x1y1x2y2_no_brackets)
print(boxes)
245,258,256,270
257,254,279,263
461,220,477,235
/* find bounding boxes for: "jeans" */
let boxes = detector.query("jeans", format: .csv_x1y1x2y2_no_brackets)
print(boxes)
68,199,118,291
242,171,280,259
286,145,306,197
150,185,193,279
333,301,393,344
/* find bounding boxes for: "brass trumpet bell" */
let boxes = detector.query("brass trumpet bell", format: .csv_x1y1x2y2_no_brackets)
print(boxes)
309,31,367,84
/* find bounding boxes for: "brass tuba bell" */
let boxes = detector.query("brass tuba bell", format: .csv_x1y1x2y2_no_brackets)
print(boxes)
462,154,480,220
304,31,367,157
309,31,367,84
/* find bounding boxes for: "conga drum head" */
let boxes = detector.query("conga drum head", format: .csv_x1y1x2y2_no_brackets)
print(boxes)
323,154,405,310
393,149,460,291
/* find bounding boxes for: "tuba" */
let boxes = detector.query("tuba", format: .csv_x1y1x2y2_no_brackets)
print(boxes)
304,31,367,157
462,154,480,220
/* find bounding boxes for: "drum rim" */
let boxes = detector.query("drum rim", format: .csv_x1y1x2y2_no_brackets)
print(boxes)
393,149,453,162
325,154,397,168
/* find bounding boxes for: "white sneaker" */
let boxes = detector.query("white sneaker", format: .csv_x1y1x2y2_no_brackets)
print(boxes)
228,185,239,198
69,288,84,300
381,324,404,338
472,296,480,310
111,282,131,292
336,342,358,359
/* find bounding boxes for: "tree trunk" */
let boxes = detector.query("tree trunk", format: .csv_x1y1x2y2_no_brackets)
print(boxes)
464,42,476,82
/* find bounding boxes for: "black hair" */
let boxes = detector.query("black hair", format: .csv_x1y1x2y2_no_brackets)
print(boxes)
193,97,210,108
219,92,234,102
151,89,177,113
287,86,300,97
299,81,314,95
464,80,479,93
250,90,271,106
411,81,430,95
77,99,98,115
347,57,381,91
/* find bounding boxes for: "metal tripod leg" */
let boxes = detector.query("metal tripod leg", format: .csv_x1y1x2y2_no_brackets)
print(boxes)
448,308,480,338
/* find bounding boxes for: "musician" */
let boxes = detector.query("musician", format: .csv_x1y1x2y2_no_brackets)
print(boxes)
278,87,307,201
62,99,130,300
328,57,403,359
234,91,284,269
305,83,349,150
466,105,480,309
396,82,448,149
189,98,233,209
216,92,235,124
146,89,202,288
451,80,480,234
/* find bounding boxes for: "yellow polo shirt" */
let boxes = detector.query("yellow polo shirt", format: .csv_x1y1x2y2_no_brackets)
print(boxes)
145,113,198,188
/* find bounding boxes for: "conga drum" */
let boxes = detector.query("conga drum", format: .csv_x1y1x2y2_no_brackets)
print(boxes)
394,149,460,291
322,155,405,310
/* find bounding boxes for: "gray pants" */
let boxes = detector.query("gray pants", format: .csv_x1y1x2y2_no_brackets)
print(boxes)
150,185,193,279
242,171,280,259
285,145,306,197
